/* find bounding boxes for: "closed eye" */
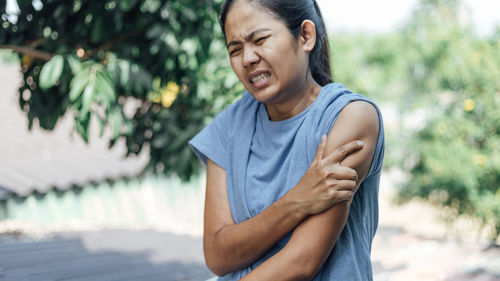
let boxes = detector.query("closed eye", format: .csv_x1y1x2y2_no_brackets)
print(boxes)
255,36,270,44
229,48,241,56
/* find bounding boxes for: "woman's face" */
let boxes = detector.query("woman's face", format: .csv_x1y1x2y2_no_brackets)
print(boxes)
224,0,311,104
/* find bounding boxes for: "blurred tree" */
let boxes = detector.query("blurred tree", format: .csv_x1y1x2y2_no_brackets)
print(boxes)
0,0,242,180
396,0,500,241
331,0,500,241
331,31,411,169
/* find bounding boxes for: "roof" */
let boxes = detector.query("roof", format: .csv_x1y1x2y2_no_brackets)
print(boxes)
0,63,149,199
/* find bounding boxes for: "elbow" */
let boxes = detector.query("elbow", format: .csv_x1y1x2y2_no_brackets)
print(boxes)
289,254,323,280
205,257,231,277
204,245,234,277
204,230,237,277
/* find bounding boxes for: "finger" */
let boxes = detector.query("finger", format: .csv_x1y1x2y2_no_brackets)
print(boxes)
324,140,364,164
314,135,328,161
327,166,358,181
328,179,357,192
328,189,354,203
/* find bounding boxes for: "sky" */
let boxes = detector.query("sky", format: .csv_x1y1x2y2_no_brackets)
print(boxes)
5,0,500,36
317,0,500,36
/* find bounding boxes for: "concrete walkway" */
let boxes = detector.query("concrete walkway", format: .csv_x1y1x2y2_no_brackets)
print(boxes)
0,229,213,281
1,225,498,281
372,226,500,281
371,170,500,281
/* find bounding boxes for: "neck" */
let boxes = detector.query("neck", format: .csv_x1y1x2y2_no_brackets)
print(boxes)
265,73,322,121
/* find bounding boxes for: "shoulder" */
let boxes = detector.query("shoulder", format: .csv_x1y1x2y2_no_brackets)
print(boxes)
311,83,381,137
326,99,380,151
338,100,380,136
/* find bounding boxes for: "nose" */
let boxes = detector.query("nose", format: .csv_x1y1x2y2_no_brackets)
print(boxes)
242,47,260,68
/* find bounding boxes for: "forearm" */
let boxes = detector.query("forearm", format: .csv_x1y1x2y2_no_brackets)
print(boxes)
206,190,309,276
240,203,351,281
239,244,312,281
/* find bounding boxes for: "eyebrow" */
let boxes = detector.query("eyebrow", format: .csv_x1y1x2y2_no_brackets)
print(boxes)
226,28,271,49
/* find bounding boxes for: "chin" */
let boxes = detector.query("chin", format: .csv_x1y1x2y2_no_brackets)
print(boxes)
247,85,281,103
249,89,275,103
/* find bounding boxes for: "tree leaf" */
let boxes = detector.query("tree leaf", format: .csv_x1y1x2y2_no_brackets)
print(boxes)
81,83,95,115
95,115,105,137
108,107,123,140
69,73,89,102
39,55,64,90
95,70,116,104
75,112,91,143
67,56,82,74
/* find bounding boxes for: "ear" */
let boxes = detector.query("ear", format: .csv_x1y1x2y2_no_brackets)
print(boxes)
299,20,317,52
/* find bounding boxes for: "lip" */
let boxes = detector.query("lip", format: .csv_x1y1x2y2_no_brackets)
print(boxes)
247,70,271,85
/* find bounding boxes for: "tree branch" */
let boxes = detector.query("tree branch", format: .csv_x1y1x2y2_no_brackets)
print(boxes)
0,44,53,61
0,27,146,62
27,38,45,48
83,28,147,60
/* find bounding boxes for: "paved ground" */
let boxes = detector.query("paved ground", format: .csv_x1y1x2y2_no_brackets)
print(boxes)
371,170,500,281
372,226,500,281
0,229,213,281
1,225,498,281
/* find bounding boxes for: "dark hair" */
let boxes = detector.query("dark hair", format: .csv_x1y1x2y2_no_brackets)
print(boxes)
219,0,333,86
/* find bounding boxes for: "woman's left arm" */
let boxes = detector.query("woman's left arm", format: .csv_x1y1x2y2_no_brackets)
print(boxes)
241,100,381,281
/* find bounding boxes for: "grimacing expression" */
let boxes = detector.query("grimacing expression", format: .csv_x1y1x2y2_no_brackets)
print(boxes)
224,0,312,104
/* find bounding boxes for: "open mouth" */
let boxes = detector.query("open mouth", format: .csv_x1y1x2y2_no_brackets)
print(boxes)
251,73,271,83
249,72,271,88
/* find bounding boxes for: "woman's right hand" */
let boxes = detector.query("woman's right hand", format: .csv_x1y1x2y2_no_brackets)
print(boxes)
290,135,363,216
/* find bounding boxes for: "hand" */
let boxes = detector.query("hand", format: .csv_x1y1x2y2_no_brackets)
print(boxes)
290,135,363,216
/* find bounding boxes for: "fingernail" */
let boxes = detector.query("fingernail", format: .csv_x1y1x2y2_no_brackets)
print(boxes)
322,135,327,142
357,141,364,147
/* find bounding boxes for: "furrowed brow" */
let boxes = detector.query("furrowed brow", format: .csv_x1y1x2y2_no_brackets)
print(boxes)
226,28,271,49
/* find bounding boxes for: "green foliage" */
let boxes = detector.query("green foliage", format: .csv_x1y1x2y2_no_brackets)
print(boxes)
331,0,500,240
398,0,500,240
39,54,63,89
0,0,241,180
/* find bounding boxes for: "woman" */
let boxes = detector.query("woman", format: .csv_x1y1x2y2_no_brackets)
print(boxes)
189,0,384,280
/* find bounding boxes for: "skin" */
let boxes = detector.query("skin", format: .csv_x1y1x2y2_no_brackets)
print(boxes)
225,0,321,121
204,0,380,279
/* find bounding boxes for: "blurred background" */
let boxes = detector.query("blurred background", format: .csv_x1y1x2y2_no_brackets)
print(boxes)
0,0,499,280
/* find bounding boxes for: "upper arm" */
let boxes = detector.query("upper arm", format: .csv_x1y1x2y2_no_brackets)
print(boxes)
204,159,234,248
325,100,380,186
281,100,380,274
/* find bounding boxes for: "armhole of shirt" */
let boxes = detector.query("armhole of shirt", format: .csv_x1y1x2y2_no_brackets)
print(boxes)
188,109,230,170
322,94,384,179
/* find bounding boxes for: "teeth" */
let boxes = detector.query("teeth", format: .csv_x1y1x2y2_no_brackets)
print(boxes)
251,73,270,83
